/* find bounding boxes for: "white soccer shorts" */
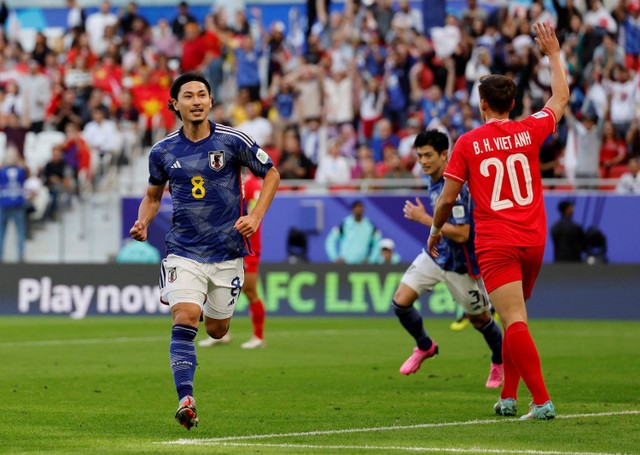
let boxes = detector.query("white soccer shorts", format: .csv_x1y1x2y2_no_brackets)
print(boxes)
160,254,244,320
401,250,490,315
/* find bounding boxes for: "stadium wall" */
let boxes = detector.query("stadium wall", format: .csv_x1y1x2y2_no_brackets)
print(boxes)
1,263,639,320
121,193,640,265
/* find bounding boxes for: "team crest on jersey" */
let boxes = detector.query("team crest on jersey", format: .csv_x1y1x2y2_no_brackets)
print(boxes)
167,267,177,283
209,151,225,171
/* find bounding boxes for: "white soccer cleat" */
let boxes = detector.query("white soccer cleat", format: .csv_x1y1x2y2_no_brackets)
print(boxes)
198,332,231,347
241,336,265,349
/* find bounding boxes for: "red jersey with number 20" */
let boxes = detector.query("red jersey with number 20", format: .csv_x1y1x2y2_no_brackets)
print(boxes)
444,107,557,251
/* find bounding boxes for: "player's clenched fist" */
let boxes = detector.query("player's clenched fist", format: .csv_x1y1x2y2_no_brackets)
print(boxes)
130,220,148,241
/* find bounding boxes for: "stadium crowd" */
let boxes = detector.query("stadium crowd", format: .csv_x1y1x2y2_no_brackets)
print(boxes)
1,0,640,229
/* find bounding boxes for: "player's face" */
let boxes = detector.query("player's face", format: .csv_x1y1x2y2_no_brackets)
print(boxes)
174,81,213,124
416,145,447,178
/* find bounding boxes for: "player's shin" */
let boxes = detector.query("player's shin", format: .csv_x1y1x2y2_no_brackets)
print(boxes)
170,324,198,400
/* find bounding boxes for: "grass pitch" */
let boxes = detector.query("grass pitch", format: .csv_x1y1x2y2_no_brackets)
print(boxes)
0,316,638,454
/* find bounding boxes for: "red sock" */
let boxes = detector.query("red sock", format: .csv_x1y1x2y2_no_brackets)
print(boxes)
500,330,521,399
249,300,265,339
506,321,550,404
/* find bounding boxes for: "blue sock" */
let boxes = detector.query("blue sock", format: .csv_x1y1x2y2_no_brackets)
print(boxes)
477,318,503,364
392,300,433,351
170,324,198,401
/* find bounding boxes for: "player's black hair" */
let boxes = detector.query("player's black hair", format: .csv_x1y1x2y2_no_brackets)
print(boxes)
413,129,449,155
478,74,517,114
167,72,212,119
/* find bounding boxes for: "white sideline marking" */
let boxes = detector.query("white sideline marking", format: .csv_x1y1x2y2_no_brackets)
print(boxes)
190,442,626,455
0,329,394,348
0,336,166,347
159,410,640,446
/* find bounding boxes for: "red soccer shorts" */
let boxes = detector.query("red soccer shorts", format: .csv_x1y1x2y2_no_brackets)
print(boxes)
477,245,545,299
244,254,261,274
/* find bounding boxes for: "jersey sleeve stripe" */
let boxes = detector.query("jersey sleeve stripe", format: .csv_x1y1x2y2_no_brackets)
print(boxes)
216,124,256,147
542,107,557,131
443,172,466,183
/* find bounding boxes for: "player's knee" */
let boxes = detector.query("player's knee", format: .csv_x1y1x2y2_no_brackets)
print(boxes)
468,311,491,329
206,326,229,339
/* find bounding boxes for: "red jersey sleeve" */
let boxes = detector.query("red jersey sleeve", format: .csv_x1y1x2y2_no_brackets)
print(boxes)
444,135,469,183
519,107,557,148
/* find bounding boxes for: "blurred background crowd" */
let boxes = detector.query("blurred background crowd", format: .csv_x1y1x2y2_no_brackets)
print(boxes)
0,0,639,262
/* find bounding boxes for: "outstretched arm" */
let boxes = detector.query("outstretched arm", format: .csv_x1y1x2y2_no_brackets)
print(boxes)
534,22,569,123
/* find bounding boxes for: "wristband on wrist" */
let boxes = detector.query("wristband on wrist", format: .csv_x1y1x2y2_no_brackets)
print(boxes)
430,225,441,237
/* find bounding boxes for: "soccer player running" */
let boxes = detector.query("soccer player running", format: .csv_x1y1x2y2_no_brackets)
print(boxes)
428,23,569,420
394,130,503,388
130,72,280,430
199,171,267,349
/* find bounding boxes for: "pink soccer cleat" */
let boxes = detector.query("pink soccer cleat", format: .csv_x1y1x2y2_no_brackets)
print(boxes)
485,362,504,388
399,343,439,375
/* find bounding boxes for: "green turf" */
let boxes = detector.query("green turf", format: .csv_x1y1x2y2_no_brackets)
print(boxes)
0,317,638,454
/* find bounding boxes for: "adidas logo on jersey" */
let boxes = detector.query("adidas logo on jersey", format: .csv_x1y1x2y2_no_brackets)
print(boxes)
171,161,182,169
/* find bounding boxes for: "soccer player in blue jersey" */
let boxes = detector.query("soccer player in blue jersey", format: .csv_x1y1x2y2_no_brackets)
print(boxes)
393,129,503,388
129,72,280,430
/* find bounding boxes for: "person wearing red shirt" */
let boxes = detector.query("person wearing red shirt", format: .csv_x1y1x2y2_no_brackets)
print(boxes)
199,172,266,349
428,23,569,421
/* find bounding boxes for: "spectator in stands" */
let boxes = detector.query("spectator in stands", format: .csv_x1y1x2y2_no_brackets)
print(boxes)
291,64,323,125
233,34,263,101
605,64,638,140
369,118,399,162
64,55,94,107
1,80,24,121
615,157,640,194
0,147,27,262
237,100,273,147
86,0,118,56
171,1,197,40
119,1,146,39
325,200,381,264
324,64,355,129
600,120,627,177
66,0,86,32
3,112,30,160
382,149,412,180
565,108,604,185
82,108,121,179
551,200,585,263
31,32,52,68
358,76,385,143
300,117,328,167
201,13,225,101
63,122,92,189
43,144,73,221
50,89,82,133
619,0,640,71
277,126,314,179
152,19,181,60
180,21,207,73
20,60,51,133
372,237,401,265
116,238,161,264
584,0,617,35
114,91,141,164
314,137,351,185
